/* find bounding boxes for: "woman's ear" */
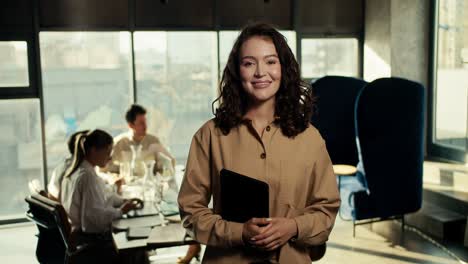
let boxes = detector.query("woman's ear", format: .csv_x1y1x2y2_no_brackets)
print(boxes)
87,146,97,158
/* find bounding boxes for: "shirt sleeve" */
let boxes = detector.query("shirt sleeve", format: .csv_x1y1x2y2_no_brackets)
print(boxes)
47,163,63,200
293,141,340,246
79,171,122,233
177,131,244,248
103,184,125,207
150,139,176,173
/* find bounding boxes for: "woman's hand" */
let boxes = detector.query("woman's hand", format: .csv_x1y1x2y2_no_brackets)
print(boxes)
120,198,144,214
128,198,144,209
251,217,298,251
242,218,270,245
114,178,125,195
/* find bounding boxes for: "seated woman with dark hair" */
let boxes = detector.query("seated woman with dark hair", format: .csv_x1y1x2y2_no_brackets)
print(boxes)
60,129,141,234
60,129,147,263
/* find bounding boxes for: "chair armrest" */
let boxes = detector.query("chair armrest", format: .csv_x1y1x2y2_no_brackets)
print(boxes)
26,212,55,229
67,243,90,257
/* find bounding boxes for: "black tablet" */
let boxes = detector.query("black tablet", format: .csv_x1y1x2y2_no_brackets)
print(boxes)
220,169,269,223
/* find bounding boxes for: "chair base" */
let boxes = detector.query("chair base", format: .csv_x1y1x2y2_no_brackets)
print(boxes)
353,215,404,238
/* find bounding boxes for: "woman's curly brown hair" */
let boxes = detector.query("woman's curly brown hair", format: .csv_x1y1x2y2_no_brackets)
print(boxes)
212,23,313,138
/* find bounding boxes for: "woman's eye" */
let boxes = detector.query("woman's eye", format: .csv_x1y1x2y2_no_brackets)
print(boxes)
267,60,278,65
242,61,254,67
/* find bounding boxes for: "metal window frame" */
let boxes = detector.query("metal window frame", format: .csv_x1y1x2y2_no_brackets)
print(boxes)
0,32,38,99
426,0,466,163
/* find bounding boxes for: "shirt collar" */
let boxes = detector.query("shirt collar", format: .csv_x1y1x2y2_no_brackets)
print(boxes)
81,159,94,170
241,116,280,127
127,130,145,144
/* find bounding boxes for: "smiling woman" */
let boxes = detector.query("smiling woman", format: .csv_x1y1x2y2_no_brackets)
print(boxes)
178,23,340,264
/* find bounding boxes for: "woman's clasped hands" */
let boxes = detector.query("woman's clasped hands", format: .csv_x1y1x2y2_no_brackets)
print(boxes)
242,217,298,251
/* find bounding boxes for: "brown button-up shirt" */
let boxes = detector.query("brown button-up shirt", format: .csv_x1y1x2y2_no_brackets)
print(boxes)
178,119,340,263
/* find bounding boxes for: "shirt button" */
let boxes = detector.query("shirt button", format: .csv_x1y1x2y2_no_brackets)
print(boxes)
266,126,271,132
260,153,266,159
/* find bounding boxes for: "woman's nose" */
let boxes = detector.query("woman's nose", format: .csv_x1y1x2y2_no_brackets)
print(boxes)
254,63,266,78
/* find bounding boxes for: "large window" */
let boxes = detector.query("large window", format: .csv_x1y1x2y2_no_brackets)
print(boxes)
0,41,29,88
0,99,43,220
134,32,218,163
40,32,133,175
431,0,468,162
301,38,359,79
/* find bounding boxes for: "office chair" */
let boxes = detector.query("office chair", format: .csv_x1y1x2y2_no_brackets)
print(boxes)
25,194,90,264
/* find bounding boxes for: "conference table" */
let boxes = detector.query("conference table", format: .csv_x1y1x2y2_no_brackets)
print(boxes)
112,216,196,252
109,164,196,252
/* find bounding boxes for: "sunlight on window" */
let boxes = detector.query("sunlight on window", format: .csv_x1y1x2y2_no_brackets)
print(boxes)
303,38,358,79
0,41,29,87
363,44,391,82
134,32,218,163
434,0,468,150
40,32,133,176
0,99,43,220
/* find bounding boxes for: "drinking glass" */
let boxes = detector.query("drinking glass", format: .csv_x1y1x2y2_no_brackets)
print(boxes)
119,162,132,183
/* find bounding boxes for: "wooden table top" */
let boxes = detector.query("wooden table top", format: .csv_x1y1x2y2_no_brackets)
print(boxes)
333,164,357,176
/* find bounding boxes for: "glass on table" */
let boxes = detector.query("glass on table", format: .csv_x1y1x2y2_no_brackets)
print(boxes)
153,171,175,226
119,161,132,183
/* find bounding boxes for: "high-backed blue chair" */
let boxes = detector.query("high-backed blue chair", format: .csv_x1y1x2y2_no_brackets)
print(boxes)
311,76,368,221
308,76,367,257
311,76,368,166
349,77,425,236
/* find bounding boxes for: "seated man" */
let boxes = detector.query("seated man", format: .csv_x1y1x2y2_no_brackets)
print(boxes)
109,104,175,175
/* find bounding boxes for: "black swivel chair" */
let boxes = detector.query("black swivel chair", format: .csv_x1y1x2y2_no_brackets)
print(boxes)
25,194,93,264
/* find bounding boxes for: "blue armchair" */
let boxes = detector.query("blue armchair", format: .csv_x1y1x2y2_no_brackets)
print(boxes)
346,77,425,236
311,76,368,166
311,76,368,220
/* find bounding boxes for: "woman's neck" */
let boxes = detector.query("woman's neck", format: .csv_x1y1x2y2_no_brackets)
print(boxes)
84,157,97,167
245,99,275,135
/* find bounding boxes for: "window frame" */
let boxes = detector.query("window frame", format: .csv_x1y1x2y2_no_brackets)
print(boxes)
0,32,38,99
427,0,467,163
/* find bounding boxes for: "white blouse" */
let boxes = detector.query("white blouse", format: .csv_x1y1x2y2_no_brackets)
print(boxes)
61,160,124,233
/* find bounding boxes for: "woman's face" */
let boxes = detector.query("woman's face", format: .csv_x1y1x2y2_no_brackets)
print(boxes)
91,144,113,168
239,36,282,105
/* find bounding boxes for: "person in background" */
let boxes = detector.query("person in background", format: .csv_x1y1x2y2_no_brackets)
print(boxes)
60,129,146,263
178,23,340,263
61,129,142,234
111,105,201,263
47,130,89,201
110,104,175,174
